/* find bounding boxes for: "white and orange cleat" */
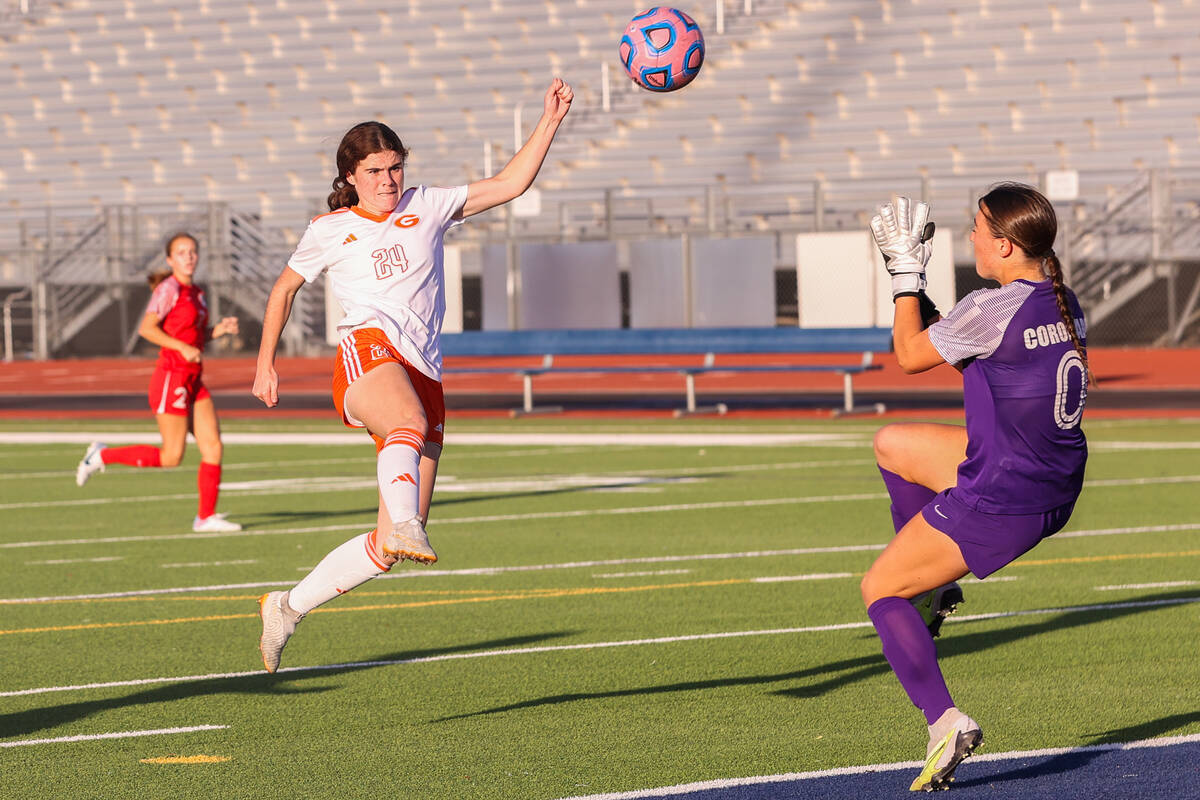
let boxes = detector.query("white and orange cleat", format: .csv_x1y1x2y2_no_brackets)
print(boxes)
75,442,106,487
382,517,437,564
258,590,304,673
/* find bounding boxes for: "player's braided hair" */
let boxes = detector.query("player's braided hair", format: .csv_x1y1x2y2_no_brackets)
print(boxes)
149,232,199,288
327,122,410,211
979,182,1093,384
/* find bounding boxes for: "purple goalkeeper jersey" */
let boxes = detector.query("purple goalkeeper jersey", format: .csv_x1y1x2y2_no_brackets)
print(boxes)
928,279,1088,514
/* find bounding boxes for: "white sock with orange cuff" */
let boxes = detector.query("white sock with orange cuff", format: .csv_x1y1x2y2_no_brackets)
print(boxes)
287,530,390,615
378,427,424,523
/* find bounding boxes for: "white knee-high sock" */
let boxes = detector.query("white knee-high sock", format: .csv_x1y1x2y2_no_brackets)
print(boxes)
377,427,424,525
288,531,390,614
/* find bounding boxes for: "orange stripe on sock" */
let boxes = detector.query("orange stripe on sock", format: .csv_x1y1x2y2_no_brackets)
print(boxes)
382,427,424,453
365,529,392,572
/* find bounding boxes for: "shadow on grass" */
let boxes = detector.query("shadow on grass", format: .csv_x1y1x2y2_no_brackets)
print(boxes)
0,631,575,740
437,591,1199,722
235,507,379,527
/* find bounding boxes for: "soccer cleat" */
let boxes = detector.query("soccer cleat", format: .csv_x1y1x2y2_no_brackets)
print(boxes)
382,517,437,564
258,590,304,673
910,708,983,792
910,582,964,638
75,442,107,486
192,513,243,532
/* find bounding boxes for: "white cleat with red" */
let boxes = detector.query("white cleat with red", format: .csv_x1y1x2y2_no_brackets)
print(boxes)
75,442,107,487
192,513,243,532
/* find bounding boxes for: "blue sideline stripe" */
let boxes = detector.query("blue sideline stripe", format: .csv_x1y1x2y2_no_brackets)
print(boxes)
442,328,893,357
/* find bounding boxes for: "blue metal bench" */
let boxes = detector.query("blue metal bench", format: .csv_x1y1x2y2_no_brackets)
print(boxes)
441,327,893,415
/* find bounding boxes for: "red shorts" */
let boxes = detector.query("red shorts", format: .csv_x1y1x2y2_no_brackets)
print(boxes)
332,327,445,450
149,366,209,416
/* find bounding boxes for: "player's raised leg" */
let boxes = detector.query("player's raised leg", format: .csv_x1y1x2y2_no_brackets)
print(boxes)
344,361,437,564
76,410,189,486
875,422,968,636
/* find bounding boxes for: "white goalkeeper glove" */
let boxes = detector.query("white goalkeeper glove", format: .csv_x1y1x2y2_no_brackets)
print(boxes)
870,196,935,299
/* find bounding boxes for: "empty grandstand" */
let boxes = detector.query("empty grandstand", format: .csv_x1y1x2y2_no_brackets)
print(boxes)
3,0,1200,359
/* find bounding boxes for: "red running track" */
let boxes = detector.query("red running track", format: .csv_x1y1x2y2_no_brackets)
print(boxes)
0,347,1197,419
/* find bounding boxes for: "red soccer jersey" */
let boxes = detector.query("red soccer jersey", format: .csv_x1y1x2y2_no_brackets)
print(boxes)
146,275,209,372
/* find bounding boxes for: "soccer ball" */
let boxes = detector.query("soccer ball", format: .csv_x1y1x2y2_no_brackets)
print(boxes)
618,7,705,92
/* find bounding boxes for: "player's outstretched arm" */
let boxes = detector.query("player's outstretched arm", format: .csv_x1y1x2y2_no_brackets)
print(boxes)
871,196,945,374
253,266,306,408
457,78,573,219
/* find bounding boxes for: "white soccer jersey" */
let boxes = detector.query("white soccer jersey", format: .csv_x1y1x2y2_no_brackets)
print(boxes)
288,184,469,381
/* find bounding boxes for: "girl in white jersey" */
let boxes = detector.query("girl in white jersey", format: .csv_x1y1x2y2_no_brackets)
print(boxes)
252,77,574,673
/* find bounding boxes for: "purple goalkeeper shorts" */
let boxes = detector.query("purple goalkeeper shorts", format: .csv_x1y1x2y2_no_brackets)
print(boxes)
921,488,1076,579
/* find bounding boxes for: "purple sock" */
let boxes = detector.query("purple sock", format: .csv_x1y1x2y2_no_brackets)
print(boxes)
878,467,937,534
868,596,954,724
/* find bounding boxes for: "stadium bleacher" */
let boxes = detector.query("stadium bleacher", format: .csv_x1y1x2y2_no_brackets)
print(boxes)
3,0,1200,356
3,0,1200,224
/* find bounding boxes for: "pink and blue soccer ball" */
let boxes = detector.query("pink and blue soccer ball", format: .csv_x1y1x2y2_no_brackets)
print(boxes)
618,7,705,92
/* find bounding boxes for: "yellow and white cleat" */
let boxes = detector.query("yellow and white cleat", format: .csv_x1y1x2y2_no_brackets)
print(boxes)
910,708,983,792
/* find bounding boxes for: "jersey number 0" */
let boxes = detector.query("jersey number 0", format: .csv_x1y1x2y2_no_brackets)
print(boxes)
1054,350,1087,430
371,245,410,279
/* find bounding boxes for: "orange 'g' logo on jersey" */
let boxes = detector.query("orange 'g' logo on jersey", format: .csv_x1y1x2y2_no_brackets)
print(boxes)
394,214,420,228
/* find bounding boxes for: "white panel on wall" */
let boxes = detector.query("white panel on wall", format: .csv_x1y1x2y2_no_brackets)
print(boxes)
628,238,686,328
442,244,463,334
796,231,877,328
796,230,956,328
519,242,620,328
690,237,775,327
481,244,510,330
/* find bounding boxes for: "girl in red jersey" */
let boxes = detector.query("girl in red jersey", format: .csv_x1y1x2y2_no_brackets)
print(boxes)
252,78,573,673
75,232,242,533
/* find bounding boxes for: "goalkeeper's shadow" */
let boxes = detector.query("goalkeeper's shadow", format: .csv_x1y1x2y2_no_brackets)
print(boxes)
774,588,1198,701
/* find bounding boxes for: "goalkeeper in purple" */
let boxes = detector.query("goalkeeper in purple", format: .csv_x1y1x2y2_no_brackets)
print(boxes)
862,183,1089,791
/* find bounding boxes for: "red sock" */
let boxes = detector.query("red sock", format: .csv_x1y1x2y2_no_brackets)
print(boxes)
100,445,161,468
198,462,221,519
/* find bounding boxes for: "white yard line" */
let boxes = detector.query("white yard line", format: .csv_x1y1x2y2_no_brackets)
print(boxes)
1090,441,1200,450
551,734,1200,799
0,431,871,447
5,469,1199,514
4,519,1200,603
0,725,228,748
0,493,892,536
3,596,1196,699
1095,580,1199,591
593,570,693,579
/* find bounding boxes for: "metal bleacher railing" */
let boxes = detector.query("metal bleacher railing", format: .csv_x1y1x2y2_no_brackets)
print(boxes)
3,165,1199,361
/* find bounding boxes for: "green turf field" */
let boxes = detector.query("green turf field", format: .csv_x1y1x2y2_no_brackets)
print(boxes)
1,416,1198,799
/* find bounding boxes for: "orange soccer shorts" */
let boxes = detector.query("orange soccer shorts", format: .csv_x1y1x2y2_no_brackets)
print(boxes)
332,327,445,450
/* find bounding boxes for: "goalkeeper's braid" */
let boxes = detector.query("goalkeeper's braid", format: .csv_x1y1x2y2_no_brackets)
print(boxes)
1045,252,1093,386
979,182,1091,384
